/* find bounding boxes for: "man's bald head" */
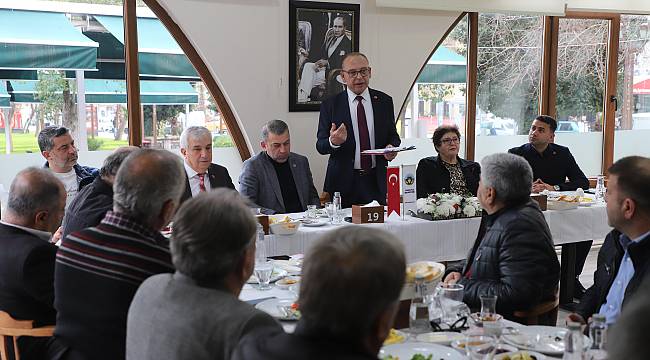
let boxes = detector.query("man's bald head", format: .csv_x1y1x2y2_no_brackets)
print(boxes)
5,167,66,233
112,149,185,228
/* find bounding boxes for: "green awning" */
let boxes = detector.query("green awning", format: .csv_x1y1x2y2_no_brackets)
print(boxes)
8,79,198,105
93,15,198,79
0,9,98,71
1,82,9,107
416,46,466,84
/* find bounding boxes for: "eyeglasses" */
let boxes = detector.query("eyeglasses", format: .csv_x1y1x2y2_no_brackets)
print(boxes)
342,67,371,78
441,137,460,145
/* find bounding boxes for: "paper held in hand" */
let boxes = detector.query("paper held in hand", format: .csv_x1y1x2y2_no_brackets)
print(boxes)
361,145,416,155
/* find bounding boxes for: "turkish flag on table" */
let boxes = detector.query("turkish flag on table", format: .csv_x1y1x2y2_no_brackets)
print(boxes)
386,166,400,217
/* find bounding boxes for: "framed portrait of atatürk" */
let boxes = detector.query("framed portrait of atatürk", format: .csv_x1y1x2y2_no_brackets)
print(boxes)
289,1,360,112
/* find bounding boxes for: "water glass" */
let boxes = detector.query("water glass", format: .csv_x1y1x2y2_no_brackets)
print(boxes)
324,202,334,222
466,335,498,360
306,204,318,219
254,261,273,290
437,283,464,323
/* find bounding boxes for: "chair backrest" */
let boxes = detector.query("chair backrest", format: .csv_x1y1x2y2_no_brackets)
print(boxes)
0,311,54,360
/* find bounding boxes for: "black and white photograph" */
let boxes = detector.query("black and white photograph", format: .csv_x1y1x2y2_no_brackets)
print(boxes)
289,1,360,112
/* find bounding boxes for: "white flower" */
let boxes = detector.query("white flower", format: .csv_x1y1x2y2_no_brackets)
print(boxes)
436,203,455,217
463,205,476,217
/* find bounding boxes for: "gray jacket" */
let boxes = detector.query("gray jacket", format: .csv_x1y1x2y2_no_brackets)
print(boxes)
126,272,280,360
239,151,320,214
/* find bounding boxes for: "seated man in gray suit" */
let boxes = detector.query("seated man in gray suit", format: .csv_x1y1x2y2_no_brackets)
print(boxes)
239,119,320,214
179,126,235,204
126,189,280,360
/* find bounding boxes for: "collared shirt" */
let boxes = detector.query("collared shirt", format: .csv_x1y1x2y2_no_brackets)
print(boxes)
184,160,211,197
508,143,589,191
0,220,52,242
328,88,376,169
599,230,650,324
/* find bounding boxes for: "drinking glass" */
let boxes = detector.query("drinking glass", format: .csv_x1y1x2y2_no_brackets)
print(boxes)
324,202,334,222
306,204,318,219
480,294,501,336
466,335,498,360
437,283,464,323
254,261,273,290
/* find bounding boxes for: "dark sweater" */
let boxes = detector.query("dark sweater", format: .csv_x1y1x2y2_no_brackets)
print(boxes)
54,212,173,360
268,153,303,213
61,177,113,239
508,143,589,191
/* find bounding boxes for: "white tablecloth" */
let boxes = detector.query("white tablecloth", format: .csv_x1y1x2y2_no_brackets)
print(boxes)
266,204,611,263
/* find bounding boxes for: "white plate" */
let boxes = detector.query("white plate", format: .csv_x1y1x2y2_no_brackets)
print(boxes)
415,332,465,345
450,340,517,355
494,350,547,360
300,219,328,227
502,325,591,356
275,276,300,289
254,298,299,320
247,268,288,284
380,342,464,360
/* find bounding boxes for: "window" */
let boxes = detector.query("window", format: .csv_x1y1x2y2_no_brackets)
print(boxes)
474,14,544,163
614,15,650,160
398,14,468,160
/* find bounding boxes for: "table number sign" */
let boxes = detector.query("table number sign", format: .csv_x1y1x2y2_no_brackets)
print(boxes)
352,205,384,224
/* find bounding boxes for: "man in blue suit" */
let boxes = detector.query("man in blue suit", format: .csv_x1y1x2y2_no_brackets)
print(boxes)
316,52,401,208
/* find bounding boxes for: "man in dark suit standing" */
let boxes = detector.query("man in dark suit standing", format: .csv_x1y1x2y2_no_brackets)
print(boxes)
0,167,66,360
179,126,235,203
317,52,401,208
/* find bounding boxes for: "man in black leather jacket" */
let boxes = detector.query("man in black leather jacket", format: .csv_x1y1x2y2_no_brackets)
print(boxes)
444,153,560,320
569,156,650,325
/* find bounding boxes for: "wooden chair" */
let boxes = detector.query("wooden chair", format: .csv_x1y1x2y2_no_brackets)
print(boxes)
513,291,560,326
0,311,54,360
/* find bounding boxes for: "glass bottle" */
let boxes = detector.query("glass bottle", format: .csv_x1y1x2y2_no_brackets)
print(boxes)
595,175,606,202
586,314,607,360
255,222,266,263
409,274,431,334
332,191,342,224
562,322,585,360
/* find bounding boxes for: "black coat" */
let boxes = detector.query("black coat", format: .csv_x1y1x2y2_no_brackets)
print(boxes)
416,156,481,198
456,200,560,319
0,223,57,326
180,163,235,204
576,230,650,321
61,177,113,239
316,89,401,197
232,323,378,360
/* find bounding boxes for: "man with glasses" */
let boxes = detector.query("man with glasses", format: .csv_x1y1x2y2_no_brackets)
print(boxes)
297,16,352,103
239,120,320,214
38,126,99,209
316,52,401,208
508,115,591,300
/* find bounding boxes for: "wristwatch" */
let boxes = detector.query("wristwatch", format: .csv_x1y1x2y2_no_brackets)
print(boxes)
553,185,560,191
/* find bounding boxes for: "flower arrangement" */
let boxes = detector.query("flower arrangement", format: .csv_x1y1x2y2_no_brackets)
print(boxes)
415,193,483,220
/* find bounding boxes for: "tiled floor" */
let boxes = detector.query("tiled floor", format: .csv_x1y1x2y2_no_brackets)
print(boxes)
557,244,600,325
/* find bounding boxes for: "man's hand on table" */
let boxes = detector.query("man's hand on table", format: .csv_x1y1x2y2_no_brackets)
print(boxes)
443,271,461,285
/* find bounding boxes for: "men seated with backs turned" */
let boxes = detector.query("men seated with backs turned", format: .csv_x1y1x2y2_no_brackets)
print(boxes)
233,227,406,360
179,126,235,204
568,156,650,326
54,149,184,360
509,115,591,299
61,146,137,239
239,119,320,214
444,153,560,320
126,189,281,360
38,126,99,209
0,168,67,360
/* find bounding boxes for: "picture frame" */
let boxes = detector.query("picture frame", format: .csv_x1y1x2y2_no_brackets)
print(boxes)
289,1,360,112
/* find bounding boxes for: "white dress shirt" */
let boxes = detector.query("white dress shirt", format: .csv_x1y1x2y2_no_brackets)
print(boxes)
183,161,211,197
329,88,376,169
